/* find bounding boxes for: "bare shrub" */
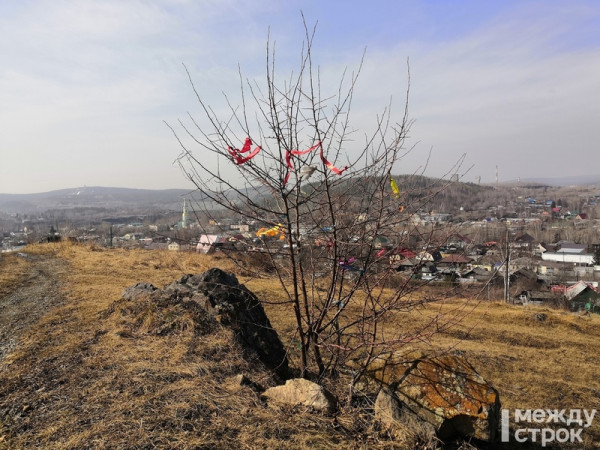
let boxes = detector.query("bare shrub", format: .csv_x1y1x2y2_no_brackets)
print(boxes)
167,19,466,389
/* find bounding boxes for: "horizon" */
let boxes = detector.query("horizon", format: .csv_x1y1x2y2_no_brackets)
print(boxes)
2,1,599,194
3,171,600,197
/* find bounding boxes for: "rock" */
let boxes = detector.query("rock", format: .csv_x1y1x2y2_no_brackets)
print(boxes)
121,282,157,300
122,269,289,378
224,374,264,393
236,374,263,391
262,378,337,413
374,387,401,424
374,388,437,444
170,269,289,378
365,350,500,442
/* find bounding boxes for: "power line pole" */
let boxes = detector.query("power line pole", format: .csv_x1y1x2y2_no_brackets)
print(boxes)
504,227,510,302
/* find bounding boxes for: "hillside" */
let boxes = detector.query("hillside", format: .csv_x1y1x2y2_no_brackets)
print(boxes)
1,243,600,448
0,177,492,215
0,187,194,213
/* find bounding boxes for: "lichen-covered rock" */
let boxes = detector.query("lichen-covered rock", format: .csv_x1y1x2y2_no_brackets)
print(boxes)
374,387,437,444
366,350,500,442
262,378,337,413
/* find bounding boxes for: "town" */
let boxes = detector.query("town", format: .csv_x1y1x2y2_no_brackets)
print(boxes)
2,179,600,312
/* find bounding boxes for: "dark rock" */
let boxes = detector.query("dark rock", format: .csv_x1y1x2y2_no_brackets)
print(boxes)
171,269,289,377
226,374,264,393
123,269,289,378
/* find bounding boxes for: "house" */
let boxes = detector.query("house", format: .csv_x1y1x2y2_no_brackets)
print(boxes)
509,268,539,287
541,252,594,265
230,224,250,232
533,243,548,256
416,250,442,262
556,241,587,254
168,242,180,251
472,254,502,272
421,213,453,224
537,260,564,277
460,267,494,284
446,233,472,251
467,244,488,257
515,290,563,306
539,242,557,253
197,234,220,254
508,257,539,273
394,257,419,273
437,254,473,271
419,263,438,280
197,234,244,254
566,281,600,308
484,242,501,256
553,281,600,311
388,248,416,265
511,233,535,250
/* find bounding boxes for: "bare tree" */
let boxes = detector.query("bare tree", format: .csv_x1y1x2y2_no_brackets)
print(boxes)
167,21,465,386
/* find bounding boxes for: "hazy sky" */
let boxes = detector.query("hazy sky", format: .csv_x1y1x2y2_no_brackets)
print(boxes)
1,0,599,194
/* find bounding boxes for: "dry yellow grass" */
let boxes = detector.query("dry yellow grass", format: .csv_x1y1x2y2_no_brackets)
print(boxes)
0,252,31,297
1,241,600,448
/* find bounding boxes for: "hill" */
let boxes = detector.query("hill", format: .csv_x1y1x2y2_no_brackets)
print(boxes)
1,243,600,448
0,176,494,215
521,174,600,187
0,186,194,213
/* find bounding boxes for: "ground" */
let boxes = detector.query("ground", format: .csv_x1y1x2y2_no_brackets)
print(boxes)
1,242,599,449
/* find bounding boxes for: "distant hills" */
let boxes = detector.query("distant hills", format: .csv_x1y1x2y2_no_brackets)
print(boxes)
517,174,600,187
2,173,599,214
0,187,195,213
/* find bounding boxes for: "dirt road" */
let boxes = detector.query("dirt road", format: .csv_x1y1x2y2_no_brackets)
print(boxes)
0,253,67,364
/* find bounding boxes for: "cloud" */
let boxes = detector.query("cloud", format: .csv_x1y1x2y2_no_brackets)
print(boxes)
345,2,600,182
1,0,599,193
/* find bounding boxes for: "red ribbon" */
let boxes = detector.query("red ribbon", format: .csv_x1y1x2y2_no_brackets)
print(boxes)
227,137,261,165
283,141,347,186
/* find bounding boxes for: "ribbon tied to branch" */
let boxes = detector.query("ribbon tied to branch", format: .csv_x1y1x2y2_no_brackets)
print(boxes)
284,141,348,186
226,138,348,185
227,137,261,165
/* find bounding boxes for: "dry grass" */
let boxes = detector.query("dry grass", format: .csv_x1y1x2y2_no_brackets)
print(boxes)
0,252,31,297
0,243,364,449
1,241,600,448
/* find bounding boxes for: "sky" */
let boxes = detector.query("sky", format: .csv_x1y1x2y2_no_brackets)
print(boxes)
1,0,599,194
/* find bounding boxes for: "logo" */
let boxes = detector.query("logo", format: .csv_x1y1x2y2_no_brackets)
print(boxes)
501,408,596,447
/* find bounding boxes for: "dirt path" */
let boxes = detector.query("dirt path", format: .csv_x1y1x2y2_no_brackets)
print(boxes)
0,252,68,364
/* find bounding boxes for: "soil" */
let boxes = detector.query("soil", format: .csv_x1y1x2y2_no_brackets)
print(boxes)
0,253,68,363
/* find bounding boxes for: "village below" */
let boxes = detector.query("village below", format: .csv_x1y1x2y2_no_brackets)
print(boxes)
3,178,600,310
1,177,600,449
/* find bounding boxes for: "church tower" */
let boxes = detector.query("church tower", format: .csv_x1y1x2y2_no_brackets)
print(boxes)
178,199,190,229
181,198,188,228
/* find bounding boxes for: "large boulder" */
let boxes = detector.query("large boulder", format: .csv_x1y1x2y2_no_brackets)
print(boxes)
375,387,437,438
374,387,437,446
365,350,500,442
121,268,289,378
262,378,337,413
